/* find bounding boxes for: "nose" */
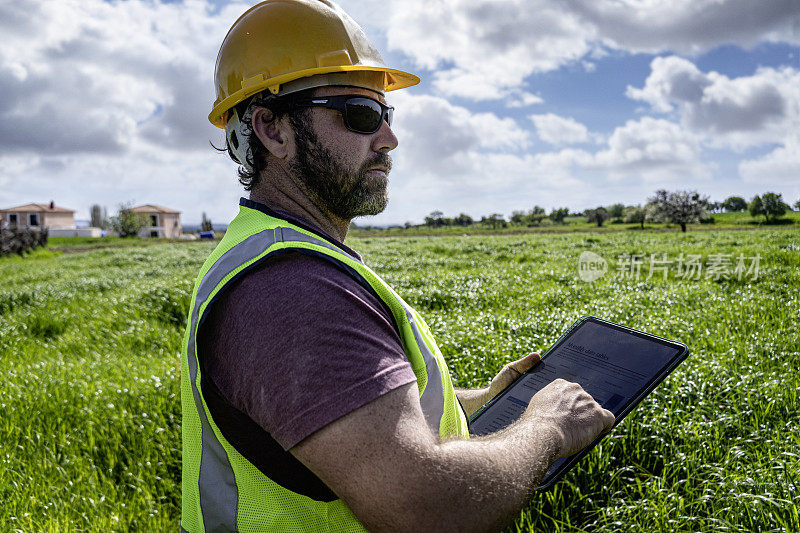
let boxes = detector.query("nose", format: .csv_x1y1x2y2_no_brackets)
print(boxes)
372,118,398,153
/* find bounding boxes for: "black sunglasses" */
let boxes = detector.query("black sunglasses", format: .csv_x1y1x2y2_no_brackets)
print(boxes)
292,95,394,134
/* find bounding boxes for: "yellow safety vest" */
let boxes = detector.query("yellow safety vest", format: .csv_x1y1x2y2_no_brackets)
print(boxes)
180,199,469,532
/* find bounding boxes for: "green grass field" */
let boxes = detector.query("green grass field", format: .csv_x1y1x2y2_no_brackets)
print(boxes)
1,227,798,531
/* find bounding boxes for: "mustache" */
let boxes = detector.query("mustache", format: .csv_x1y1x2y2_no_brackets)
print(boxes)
361,153,393,173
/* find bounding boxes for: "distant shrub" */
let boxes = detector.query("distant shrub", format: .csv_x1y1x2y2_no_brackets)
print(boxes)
586,207,610,227
608,203,625,220
722,196,747,212
0,227,48,257
110,202,146,237
549,207,569,224
750,192,789,224
624,206,647,229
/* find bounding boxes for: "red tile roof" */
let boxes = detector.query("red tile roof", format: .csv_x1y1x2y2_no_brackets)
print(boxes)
129,204,181,214
1,203,74,213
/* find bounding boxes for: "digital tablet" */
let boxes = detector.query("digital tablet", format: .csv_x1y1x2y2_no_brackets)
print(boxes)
468,316,689,489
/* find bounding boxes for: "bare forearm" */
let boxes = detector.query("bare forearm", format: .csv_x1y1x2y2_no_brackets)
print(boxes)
294,381,613,533
396,418,562,532
455,387,491,416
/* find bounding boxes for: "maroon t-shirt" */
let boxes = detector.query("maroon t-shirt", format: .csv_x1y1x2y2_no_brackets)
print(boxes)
199,206,417,450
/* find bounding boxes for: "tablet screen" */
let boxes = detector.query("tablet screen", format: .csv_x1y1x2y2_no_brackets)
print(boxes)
468,316,688,487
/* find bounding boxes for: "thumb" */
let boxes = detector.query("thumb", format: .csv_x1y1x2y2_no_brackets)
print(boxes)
509,352,541,374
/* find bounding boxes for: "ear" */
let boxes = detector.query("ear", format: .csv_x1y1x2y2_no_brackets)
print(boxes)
251,107,290,160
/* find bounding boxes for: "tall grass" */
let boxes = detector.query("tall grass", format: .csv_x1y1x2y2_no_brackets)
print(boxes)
0,228,797,531
0,243,213,531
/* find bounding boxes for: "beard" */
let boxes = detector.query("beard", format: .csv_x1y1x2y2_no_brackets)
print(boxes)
289,113,392,220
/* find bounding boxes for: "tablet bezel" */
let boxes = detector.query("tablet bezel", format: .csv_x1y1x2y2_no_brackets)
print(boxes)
467,315,689,489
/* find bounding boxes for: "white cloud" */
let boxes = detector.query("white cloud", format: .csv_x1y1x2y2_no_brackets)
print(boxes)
387,0,594,100
626,56,710,113
740,136,800,184
371,92,593,222
0,0,246,157
628,57,800,147
568,0,800,54
592,117,714,182
388,92,530,176
0,0,252,223
0,147,244,225
378,102,714,222
372,147,591,225
505,90,545,108
385,0,800,101
530,113,591,145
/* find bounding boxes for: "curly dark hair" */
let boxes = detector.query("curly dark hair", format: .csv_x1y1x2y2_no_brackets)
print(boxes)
219,90,313,190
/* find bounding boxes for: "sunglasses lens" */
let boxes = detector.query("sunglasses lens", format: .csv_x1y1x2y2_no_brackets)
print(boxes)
345,98,383,133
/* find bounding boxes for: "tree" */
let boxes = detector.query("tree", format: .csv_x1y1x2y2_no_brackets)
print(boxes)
510,210,527,225
586,207,610,227
201,212,214,232
762,192,788,223
90,204,108,229
481,213,506,229
109,203,145,238
453,213,473,226
722,196,747,212
608,203,625,220
750,192,788,223
624,205,647,229
424,210,444,227
794,199,800,211
549,207,569,224
748,195,763,218
527,206,546,226
647,189,708,232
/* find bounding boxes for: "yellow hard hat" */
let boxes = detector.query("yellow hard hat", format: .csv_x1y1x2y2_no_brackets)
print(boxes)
209,0,420,128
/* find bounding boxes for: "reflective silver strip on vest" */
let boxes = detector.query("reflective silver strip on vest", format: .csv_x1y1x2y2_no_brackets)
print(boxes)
187,226,449,530
402,309,445,435
187,228,292,532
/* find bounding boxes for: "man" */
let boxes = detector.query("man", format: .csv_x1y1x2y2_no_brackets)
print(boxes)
180,1,614,531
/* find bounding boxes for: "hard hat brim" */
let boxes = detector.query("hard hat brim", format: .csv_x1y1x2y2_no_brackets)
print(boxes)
209,66,420,128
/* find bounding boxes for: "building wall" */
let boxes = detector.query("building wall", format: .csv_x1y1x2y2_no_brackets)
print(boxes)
43,212,76,229
162,213,181,238
0,210,75,228
135,212,181,238
2,211,40,227
1,211,31,226
50,227,103,238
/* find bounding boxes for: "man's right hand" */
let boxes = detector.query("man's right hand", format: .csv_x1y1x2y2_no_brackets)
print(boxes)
525,378,615,457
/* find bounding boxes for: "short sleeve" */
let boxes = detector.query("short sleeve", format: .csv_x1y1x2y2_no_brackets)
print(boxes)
200,251,418,449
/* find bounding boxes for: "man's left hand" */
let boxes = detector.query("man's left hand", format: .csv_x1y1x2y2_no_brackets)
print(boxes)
487,352,541,399
455,352,542,417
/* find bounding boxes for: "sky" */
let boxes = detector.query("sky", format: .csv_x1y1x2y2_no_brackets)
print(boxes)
0,0,799,226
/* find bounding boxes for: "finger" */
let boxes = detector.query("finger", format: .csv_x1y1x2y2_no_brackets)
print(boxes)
511,352,541,374
602,408,615,429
